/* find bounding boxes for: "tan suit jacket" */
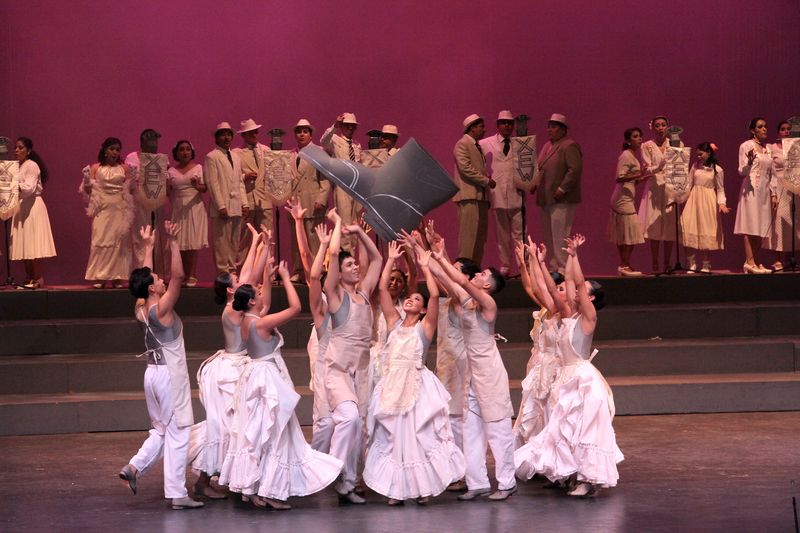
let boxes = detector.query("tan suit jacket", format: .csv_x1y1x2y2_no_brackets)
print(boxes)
203,147,248,217
452,134,490,202
234,142,272,209
532,138,583,206
291,143,331,215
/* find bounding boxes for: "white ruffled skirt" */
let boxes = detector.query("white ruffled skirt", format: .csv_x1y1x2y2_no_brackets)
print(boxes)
514,350,560,448
218,358,343,500
364,367,466,500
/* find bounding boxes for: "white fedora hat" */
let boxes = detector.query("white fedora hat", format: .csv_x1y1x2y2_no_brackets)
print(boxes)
214,121,234,134
497,110,514,122
341,112,358,125
237,118,262,133
381,124,399,136
294,118,315,133
548,113,569,128
462,113,483,133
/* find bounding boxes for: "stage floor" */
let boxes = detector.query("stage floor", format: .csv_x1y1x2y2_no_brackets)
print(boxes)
1,412,798,533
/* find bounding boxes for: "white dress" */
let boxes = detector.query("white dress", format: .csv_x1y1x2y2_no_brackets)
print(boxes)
514,315,623,486
10,160,56,260
638,139,677,241
434,297,467,419
168,165,208,251
681,164,726,250
219,320,342,500
765,142,799,251
195,309,250,476
364,320,466,500
734,139,773,237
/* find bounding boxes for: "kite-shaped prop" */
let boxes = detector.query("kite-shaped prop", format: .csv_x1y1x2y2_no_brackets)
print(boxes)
300,138,457,241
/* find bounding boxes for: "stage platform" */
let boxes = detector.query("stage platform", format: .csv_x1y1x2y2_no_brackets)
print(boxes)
1,273,799,436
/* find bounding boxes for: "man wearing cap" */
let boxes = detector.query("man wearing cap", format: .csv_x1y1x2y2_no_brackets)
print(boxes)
379,124,400,156
480,111,526,277
233,119,273,261
321,113,361,252
126,128,166,274
532,113,583,273
453,114,496,264
204,122,249,274
289,119,330,282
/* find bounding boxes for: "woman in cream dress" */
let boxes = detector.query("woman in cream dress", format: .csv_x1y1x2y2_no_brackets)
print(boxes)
82,137,133,288
168,140,207,287
10,137,56,288
765,121,799,270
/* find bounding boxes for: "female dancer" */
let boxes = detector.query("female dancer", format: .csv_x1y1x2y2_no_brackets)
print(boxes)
734,117,774,274
220,255,342,509
363,241,465,505
639,116,676,274
608,127,651,276
515,235,622,498
681,143,729,272
765,120,797,270
168,140,207,286
10,137,56,288
82,137,133,288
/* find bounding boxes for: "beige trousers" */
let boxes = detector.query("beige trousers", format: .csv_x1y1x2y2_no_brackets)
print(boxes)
457,200,489,264
212,216,242,274
540,203,577,273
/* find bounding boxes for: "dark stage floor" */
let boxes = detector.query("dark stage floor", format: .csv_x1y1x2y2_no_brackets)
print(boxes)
1,412,798,533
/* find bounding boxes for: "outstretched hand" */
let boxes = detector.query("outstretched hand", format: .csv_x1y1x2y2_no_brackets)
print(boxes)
139,225,155,247
416,248,432,268
326,207,341,224
285,196,307,220
387,240,404,261
315,223,331,245
164,220,180,239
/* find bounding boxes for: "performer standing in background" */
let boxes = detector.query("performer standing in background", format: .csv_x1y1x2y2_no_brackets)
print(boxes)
321,113,361,253
10,137,56,288
734,117,774,274
638,116,675,274
289,119,330,283
681,143,729,272
168,140,207,287
379,125,400,156
765,120,797,270
126,129,165,273
453,114,495,265
204,122,249,274
608,127,650,276
532,113,582,274
234,119,273,263
120,222,203,510
82,137,133,288
480,110,523,278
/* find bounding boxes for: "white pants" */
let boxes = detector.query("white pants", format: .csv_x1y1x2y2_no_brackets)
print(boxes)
462,383,516,491
328,401,362,494
129,365,190,499
540,203,577,273
311,415,335,454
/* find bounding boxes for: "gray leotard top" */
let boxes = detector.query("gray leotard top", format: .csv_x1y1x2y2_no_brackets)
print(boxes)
246,319,280,360
570,316,594,359
142,305,182,360
222,311,246,353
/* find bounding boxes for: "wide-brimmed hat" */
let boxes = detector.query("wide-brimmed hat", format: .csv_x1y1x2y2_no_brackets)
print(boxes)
381,124,399,137
341,112,358,125
547,113,569,128
214,122,234,135
294,118,314,133
237,118,262,133
463,113,483,133
497,110,514,122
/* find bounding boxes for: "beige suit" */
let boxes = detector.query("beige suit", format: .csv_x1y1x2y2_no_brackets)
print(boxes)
532,138,583,272
289,143,331,277
321,125,361,252
234,143,274,263
204,147,249,273
453,134,491,264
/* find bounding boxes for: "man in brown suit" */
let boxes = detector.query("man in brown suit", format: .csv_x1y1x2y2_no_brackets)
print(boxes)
532,113,583,273
453,114,496,264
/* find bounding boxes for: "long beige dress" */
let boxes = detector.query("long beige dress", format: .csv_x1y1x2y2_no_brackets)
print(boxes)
84,164,133,281
638,139,677,241
765,142,799,251
681,164,726,250
168,165,208,251
10,160,56,260
607,150,645,245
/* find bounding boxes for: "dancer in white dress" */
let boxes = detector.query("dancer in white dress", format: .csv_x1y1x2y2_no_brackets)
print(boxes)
364,241,466,505
765,121,799,269
680,143,729,272
734,117,775,274
118,222,204,510
10,137,56,288
168,140,208,287
219,258,342,509
515,235,623,498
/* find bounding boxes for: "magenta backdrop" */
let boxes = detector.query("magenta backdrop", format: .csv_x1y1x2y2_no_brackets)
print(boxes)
3,1,799,284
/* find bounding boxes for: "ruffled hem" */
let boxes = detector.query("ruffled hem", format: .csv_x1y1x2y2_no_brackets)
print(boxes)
256,434,343,499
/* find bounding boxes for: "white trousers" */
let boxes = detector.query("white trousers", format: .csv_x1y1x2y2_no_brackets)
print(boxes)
462,383,516,491
129,365,190,499
311,415,335,454
540,203,577,273
328,401,362,494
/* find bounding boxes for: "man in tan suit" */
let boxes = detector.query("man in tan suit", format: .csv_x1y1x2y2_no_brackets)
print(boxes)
320,112,361,252
453,114,496,264
234,118,273,263
204,122,249,274
532,113,583,273
289,119,330,282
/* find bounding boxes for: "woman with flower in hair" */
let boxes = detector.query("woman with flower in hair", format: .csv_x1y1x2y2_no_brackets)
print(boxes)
680,143,729,272
168,140,207,287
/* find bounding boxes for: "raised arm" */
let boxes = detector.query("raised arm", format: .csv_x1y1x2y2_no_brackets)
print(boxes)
309,223,331,326
258,237,276,316
139,225,155,270
238,223,262,285
568,235,597,335
532,239,570,316
285,196,313,279
515,240,540,306
156,221,184,320
417,248,439,341
526,239,557,315
379,241,404,327
323,208,344,312
347,224,382,296
256,261,302,333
